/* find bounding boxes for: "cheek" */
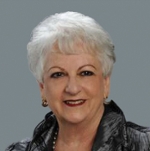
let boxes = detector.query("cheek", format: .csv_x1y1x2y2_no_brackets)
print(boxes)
82,76,105,96
44,84,60,110
44,78,66,100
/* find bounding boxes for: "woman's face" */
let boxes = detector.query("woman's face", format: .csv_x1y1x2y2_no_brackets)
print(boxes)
39,52,110,125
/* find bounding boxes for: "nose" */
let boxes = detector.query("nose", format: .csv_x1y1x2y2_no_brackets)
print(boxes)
65,77,81,95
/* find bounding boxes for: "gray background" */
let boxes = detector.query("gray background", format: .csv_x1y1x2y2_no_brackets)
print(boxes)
0,1,150,150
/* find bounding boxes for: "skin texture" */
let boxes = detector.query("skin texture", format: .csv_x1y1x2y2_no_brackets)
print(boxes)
38,51,110,150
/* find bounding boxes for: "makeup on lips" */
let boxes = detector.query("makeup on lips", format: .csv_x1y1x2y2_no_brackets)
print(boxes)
63,99,86,107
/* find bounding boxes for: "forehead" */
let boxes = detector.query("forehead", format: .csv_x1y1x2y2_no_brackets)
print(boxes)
44,52,101,70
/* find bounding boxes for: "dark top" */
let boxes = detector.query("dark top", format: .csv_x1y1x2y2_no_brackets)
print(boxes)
5,100,150,151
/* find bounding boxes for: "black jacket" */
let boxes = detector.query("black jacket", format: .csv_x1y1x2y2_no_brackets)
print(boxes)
6,101,150,151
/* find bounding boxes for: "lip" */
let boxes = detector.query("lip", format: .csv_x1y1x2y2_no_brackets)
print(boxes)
63,99,86,107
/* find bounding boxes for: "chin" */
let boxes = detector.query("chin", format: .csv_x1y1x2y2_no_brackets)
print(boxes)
61,113,88,125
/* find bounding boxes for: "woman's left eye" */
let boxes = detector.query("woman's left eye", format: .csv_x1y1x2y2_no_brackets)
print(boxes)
80,71,94,76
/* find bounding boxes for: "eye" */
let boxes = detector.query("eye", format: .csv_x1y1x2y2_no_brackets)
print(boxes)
80,71,94,76
50,72,65,78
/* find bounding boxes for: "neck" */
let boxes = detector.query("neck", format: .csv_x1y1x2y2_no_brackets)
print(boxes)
55,105,104,151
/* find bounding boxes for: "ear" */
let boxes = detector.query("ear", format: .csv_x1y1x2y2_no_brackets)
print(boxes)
104,76,110,98
37,81,45,98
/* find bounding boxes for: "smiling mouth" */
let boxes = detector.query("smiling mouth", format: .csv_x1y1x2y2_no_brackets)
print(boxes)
64,99,86,107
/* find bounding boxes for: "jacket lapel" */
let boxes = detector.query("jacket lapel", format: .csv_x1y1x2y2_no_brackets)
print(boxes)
92,101,128,151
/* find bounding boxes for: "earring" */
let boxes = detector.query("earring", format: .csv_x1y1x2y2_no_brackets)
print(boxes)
103,94,109,104
104,94,108,100
42,98,48,107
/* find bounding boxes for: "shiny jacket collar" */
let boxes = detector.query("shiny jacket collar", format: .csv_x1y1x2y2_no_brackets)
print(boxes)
6,101,150,151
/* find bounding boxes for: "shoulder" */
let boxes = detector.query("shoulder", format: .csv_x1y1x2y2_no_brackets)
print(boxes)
5,138,31,151
5,112,56,151
127,122,150,150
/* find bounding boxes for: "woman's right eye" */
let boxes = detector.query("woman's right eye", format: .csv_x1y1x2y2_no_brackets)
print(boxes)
50,72,65,78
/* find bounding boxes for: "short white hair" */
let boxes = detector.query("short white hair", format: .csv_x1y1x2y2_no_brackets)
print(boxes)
27,11,116,83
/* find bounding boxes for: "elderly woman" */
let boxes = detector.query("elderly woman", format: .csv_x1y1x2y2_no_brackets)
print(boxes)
6,12,150,151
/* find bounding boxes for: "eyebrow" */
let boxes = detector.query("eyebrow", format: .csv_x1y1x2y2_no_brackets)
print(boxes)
47,66,65,72
78,64,97,70
47,64,96,72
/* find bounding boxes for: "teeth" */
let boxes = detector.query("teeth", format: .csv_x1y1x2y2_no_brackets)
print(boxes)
65,100,84,105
